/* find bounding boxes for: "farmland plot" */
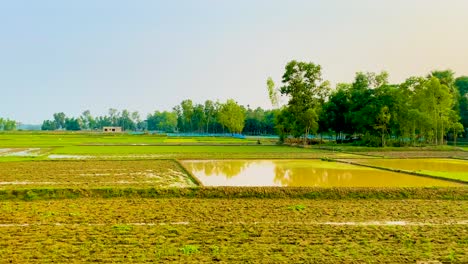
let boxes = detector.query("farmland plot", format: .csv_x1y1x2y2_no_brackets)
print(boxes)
0,160,196,189
0,198,466,263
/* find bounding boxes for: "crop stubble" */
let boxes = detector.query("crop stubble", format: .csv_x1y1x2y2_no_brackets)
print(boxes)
0,198,466,263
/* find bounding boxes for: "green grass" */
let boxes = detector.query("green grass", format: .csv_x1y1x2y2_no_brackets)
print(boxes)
349,158,468,183
51,145,314,154
417,171,468,182
0,132,262,148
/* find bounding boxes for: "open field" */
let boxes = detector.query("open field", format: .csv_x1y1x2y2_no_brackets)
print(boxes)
1,132,467,262
0,160,196,189
0,198,467,263
0,132,270,148
0,146,366,160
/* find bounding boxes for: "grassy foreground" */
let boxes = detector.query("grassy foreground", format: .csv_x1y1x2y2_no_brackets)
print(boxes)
1,198,466,263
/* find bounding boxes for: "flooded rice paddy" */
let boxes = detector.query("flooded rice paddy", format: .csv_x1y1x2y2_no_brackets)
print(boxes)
181,159,462,187
352,158,468,173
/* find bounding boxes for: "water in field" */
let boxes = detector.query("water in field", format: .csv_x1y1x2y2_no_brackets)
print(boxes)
353,158,468,173
181,160,461,187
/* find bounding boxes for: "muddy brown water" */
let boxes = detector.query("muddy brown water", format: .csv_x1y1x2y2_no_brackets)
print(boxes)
181,160,462,187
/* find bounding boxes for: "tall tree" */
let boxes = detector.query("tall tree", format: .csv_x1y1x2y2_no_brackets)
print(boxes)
455,76,468,136
180,99,194,132
266,77,279,108
108,108,119,126
204,100,216,133
53,112,66,130
278,60,330,144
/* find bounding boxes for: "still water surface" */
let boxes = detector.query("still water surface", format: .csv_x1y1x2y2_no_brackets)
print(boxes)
353,158,468,173
181,160,461,187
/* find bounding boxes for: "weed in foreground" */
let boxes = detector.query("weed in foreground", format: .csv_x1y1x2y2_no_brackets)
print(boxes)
180,245,199,255
287,204,306,211
112,224,133,232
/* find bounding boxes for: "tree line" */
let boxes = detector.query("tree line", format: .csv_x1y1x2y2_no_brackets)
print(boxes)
0,118,17,131
39,60,468,147
41,99,276,135
269,61,467,146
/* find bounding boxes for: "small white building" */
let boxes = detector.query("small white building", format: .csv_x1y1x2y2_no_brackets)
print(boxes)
103,126,122,133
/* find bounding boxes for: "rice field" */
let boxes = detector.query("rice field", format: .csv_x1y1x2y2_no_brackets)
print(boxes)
1,132,467,262
0,160,196,189
349,158,468,183
0,198,466,263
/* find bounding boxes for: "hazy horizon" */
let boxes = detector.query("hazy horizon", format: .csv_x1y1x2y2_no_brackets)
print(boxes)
1,0,468,124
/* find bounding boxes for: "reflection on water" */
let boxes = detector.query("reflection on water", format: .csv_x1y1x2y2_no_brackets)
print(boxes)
181,160,461,187
355,158,468,172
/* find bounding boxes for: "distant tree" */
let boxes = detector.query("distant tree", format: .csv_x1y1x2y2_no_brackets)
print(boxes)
108,108,119,126
192,104,206,132
180,99,194,132
0,118,17,131
80,110,96,130
53,112,66,129
41,120,57,131
96,115,112,128
217,99,246,134
64,118,81,131
266,77,279,108
204,100,216,133
147,111,177,132
455,76,468,136
119,109,136,131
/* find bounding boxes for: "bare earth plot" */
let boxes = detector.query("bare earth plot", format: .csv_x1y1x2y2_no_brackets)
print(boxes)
0,198,466,263
0,160,196,189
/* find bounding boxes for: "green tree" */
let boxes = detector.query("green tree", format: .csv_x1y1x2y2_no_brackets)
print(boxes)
451,122,464,146
65,118,81,131
320,83,352,141
204,100,216,133
108,108,119,126
278,60,330,144
217,99,246,134
53,112,66,129
0,118,17,131
41,120,57,130
80,110,96,130
374,106,391,147
118,109,136,131
455,76,468,136
147,111,177,132
266,77,279,108
192,104,206,132
180,99,194,132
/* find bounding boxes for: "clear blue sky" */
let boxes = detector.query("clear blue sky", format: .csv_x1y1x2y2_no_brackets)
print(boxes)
1,0,467,124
